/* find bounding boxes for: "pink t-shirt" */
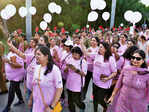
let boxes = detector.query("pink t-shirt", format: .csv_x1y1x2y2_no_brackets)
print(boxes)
118,44,127,56
59,50,71,79
50,45,61,66
66,57,88,92
50,45,60,57
25,54,36,90
86,47,99,72
93,55,117,89
32,65,63,112
5,52,25,81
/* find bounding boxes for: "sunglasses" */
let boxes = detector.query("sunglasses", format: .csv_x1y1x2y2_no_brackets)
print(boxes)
131,56,142,61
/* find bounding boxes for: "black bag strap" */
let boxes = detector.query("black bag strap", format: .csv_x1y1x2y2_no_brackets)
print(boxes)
27,56,35,68
80,58,83,89
61,53,71,68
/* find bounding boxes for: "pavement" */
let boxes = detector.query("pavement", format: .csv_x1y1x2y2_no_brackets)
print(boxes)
0,80,103,112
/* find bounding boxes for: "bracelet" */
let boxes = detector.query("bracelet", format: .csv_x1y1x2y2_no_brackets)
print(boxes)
49,105,54,110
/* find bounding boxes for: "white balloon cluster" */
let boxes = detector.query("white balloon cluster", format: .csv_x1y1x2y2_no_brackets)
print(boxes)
102,12,110,21
18,6,37,18
140,0,149,7
0,4,16,20
90,0,106,10
124,10,142,24
40,2,62,30
48,2,62,14
88,0,108,22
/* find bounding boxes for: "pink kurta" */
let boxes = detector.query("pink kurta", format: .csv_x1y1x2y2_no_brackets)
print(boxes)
32,65,63,112
108,66,149,112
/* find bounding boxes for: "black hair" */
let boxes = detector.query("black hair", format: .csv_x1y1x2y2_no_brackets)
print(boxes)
41,35,50,47
75,36,81,40
71,47,83,57
92,37,100,46
120,34,128,40
100,42,112,61
132,50,147,68
123,34,128,39
32,38,38,45
123,46,138,60
36,46,54,75
111,42,120,49
127,38,135,45
30,38,38,48
64,44,73,50
140,35,146,41
12,40,19,49
61,38,67,44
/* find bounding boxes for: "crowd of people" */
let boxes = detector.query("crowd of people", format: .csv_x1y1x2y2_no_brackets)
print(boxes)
0,26,149,112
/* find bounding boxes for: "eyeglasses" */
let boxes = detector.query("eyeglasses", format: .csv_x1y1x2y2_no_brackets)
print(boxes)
131,56,142,61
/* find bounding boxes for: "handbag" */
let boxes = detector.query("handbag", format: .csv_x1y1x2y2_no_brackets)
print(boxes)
37,66,62,112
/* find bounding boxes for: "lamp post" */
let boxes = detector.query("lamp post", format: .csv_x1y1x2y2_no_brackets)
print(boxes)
26,0,32,42
110,0,117,29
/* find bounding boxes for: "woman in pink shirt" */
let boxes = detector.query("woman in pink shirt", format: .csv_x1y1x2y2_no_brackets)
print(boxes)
64,47,88,112
108,50,149,112
28,46,63,112
80,37,99,100
7,38,38,112
2,40,25,112
59,39,73,101
49,38,61,66
93,42,117,112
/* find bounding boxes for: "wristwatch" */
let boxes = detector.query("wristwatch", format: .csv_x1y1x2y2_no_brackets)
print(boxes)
49,105,54,110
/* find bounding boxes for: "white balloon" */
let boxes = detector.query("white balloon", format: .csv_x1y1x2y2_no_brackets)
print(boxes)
124,10,142,23
40,21,48,30
29,6,37,15
102,12,110,21
5,4,16,17
0,9,9,20
90,0,99,10
98,0,106,10
56,5,62,14
132,12,142,23
88,11,98,22
43,13,52,23
140,0,149,7
90,0,106,10
18,7,28,18
48,2,57,13
124,10,133,22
